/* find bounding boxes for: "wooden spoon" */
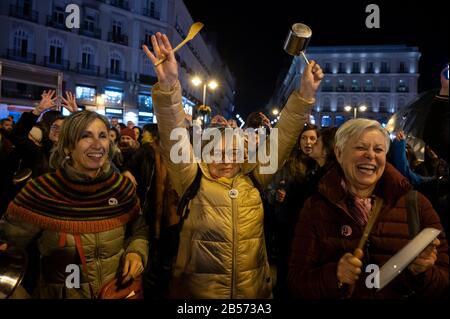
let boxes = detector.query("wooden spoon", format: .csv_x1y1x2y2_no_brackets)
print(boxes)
153,22,204,66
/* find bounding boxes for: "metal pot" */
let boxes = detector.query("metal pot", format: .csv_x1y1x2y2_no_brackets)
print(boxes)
0,247,28,299
283,23,312,63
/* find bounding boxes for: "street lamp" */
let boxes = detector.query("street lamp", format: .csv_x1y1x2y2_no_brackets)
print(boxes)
272,108,279,116
345,105,367,118
191,76,218,107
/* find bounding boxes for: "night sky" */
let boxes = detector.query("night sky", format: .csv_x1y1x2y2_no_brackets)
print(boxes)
183,0,448,119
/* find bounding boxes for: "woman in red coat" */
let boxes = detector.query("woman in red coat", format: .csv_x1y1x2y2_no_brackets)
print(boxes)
288,118,448,299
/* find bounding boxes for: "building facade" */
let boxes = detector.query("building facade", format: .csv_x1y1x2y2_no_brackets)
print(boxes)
0,0,235,124
269,45,421,127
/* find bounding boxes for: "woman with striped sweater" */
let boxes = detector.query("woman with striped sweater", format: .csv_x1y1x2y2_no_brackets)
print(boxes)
0,111,148,298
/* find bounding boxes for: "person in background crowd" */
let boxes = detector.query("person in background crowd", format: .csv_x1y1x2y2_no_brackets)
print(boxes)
0,118,13,135
0,110,148,298
133,125,143,145
289,118,448,299
117,127,139,171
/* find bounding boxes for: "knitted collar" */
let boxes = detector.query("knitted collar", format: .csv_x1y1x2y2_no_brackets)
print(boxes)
7,168,140,234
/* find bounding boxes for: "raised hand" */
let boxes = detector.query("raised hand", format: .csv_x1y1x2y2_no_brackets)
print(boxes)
395,130,406,141
33,90,57,115
61,91,79,113
142,32,178,91
299,60,324,101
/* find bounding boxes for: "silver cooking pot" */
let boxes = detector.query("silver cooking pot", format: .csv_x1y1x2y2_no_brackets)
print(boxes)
283,23,312,63
0,246,28,299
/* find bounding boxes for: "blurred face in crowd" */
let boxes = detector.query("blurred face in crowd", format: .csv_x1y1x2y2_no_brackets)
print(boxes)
335,128,387,196
49,119,64,144
111,118,119,127
142,130,155,144
133,127,141,140
300,129,317,155
109,130,118,144
1,119,13,132
127,121,135,129
71,119,109,178
207,137,241,179
120,135,135,148
310,136,325,162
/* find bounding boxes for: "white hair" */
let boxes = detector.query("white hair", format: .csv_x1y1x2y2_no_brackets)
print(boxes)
335,118,390,152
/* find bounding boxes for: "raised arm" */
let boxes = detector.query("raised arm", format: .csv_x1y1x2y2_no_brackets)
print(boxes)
254,61,324,187
142,33,197,196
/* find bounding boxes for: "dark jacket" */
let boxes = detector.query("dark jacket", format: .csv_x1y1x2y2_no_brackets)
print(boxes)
288,163,448,299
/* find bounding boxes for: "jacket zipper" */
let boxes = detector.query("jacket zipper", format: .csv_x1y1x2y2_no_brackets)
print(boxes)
94,233,102,293
230,179,238,299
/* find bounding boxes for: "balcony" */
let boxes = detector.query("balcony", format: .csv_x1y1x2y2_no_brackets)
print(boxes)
9,5,38,23
336,86,347,92
108,32,128,46
364,87,375,92
76,63,100,76
380,68,390,74
366,67,374,74
46,15,69,31
321,86,334,92
43,56,70,70
79,26,102,39
139,74,157,85
397,87,409,93
377,87,391,92
109,0,129,10
106,68,127,81
350,87,361,92
142,7,160,20
5,49,36,64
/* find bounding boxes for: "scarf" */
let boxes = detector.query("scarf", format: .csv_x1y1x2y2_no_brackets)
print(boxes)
341,179,374,226
6,168,140,234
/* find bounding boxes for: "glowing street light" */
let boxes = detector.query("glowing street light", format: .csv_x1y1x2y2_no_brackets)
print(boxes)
345,105,367,118
191,76,218,106
272,108,279,116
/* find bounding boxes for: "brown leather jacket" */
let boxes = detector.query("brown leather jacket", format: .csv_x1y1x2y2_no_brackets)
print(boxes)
288,163,449,299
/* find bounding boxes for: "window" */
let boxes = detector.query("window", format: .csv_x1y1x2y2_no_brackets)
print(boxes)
104,89,123,105
141,53,152,74
399,62,407,73
81,46,94,68
364,79,374,91
351,79,360,92
321,116,331,127
138,94,153,111
335,116,345,127
397,79,408,92
337,97,345,110
351,97,358,107
365,97,373,109
52,5,65,24
324,63,331,73
49,38,63,64
84,14,96,32
76,86,96,102
398,97,406,108
109,52,121,74
379,98,387,110
366,62,374,73
337,79,346,91
338,62,345,73
381,61,389,73
322,97,331,110
112,20,122,37
143,30,153,46
352,62,360,73
13,29,29,57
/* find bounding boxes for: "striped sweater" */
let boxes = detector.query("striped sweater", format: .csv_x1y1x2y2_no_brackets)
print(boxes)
6,168,140,234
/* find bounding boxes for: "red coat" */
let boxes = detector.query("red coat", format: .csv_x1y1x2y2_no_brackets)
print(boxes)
288,163,448,299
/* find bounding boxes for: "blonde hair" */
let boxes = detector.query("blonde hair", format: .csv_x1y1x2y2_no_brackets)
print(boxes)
50,111,113,170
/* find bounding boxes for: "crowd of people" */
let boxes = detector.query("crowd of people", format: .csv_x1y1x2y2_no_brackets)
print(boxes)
0,32,448,299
